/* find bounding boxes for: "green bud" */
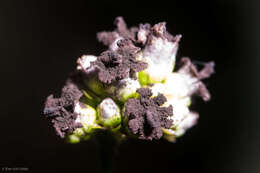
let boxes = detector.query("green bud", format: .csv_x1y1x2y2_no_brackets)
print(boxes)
66,128,86,144
97,98,121,128
84,78,107,97
67,103,100,144
74,102,97,132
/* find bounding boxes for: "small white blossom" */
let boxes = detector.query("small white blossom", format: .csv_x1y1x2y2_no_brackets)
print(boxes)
74,102,96,128
151,73,198,137
139,34,181,83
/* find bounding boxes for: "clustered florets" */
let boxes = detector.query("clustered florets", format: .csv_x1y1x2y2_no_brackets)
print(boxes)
43,17,214,143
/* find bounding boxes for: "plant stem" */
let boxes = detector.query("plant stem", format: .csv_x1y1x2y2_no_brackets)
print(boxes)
96,130,119,173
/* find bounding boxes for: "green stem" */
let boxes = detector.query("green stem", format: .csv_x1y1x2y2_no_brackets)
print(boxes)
96,130,119,173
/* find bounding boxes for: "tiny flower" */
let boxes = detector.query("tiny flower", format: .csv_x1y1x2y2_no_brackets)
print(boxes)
138,23,181,84
97,98,121,128
150,57,214,141
151,83,194,137
74,102,97,132
66,102,101,144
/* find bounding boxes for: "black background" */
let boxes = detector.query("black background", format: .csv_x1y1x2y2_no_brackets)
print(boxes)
0,0,259,173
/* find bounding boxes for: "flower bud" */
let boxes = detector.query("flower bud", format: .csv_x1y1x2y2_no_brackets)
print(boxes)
97,98,121,128
66,102,100,144
74,102,97,132
115,78,140,102
106,78,140,102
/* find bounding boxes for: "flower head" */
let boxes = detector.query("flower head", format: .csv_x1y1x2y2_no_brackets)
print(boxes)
138,23,181,84
43,17,214,143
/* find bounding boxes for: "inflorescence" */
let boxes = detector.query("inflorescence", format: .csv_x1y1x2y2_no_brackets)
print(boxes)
43,17,214,143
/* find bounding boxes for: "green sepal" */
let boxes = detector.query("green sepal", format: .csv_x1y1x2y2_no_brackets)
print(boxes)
138,71,164,86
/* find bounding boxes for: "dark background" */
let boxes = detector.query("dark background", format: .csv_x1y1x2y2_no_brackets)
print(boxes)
0,0,259,173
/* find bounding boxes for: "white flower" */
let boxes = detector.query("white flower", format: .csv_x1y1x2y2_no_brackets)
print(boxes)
138,30,181,83
143,38,178,78
150,73,198,137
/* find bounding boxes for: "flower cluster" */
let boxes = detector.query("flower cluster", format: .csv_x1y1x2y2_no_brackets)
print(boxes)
43,17,214,143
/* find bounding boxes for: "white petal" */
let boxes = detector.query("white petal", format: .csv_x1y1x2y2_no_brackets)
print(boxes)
77,55,97,70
